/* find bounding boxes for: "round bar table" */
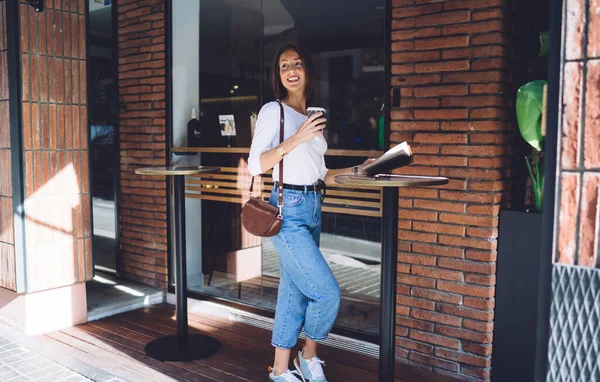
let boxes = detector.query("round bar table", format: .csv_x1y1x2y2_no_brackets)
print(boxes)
335,174,449,382
135,165,221,361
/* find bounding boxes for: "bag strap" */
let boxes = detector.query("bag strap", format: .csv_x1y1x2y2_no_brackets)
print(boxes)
276,101,284,209
249,101,285,209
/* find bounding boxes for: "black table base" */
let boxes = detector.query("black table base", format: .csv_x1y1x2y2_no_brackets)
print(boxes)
136,171,221,362
334,175,448,382
145,334,220,361
380,187,399,382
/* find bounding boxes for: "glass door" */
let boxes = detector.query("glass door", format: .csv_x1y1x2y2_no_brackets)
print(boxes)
172,0,386,339
88,0,119,275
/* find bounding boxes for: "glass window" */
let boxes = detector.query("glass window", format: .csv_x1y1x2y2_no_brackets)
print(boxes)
172,0,386,339
89,0,119,275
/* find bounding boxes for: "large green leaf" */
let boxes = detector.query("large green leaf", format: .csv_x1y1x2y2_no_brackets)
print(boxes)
516,80,546,151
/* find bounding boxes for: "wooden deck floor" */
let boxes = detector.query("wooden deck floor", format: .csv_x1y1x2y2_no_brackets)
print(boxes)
42,304,452,382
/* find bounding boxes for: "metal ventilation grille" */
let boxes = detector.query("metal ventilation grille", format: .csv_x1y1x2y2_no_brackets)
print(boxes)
229,312,380,359
547,265,600,382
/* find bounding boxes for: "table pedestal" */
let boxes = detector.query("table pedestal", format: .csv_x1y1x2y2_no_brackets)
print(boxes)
145,333,220,361
334,174,449,382
135,167,221,362
380,187,399,381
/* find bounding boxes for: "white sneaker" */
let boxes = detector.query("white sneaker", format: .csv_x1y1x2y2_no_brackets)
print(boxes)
293,349,327,381
268,367,303,382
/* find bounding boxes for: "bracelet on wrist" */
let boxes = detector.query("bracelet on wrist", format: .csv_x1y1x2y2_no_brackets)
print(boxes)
275,145,287,158
353,166,359,176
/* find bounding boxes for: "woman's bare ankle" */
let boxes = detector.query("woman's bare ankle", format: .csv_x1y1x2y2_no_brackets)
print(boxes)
301,348,317,359
303,338,318,359
273,347,292,376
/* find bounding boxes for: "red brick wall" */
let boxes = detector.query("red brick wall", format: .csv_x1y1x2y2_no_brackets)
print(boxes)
18,0,91,292
390,0,516,380
0,0,16,292
556,0,600,267
117,0,168,289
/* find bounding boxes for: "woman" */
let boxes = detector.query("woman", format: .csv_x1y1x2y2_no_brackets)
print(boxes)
248,42,374,382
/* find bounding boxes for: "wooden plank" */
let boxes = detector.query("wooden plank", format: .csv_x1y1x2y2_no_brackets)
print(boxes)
86,320,252,382
44,331,174,382
326,189,381,199
186,187,244,196
75,323,218,382
331,183,387,190
259,183,381,198
323,206,381,217
187,193,382,216
188,188,382,207
115,309,282,380
189,173,240,181
171,147,383,157
172,147,250,154
187,166,242,174
105,314,268,379
130,305,370,373
323,198,381,209
127,306,383,382
201,95,259,103
51,305,450,382
143,305,381,377
59,325,202,382
186,180,247,188
185,194,243,204
146,305,442,382
325,149,383,157
124,307,275,355
263,180,383,192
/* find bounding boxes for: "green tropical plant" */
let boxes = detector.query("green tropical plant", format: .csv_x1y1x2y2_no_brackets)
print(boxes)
516,80,547,212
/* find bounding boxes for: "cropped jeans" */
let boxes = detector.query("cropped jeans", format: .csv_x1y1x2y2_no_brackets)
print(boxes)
268,186,341,349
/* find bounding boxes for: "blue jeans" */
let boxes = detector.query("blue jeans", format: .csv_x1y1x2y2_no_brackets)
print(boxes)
268,187,341,349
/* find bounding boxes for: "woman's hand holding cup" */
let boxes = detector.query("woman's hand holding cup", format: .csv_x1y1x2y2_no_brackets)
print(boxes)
293,111,326,144
307,107,327,132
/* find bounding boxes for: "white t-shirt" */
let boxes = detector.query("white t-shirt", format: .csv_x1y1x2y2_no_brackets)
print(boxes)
248,101,328,185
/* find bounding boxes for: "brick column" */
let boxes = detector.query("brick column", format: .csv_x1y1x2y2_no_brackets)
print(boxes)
19,0,91,292
1,0,90,334
556,0,600,267
391,0,515,380
117,0,168,289
0,0,16,291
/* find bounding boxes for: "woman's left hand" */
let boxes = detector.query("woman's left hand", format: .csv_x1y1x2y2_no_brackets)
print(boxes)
358,158,377,175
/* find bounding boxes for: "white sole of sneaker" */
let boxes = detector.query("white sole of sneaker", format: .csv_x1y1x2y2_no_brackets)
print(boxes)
293,358,307,382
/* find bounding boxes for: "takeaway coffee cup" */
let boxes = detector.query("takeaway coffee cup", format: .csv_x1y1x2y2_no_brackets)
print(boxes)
306,107,327,130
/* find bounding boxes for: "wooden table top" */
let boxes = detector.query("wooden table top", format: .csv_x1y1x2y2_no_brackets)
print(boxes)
335,174,449,188
135,165,221,176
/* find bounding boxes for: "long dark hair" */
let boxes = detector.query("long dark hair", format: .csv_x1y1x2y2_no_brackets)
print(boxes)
272,42,315,107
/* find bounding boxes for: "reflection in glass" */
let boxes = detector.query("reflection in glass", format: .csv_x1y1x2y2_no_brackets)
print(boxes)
88,0,119,274
176,0,385,338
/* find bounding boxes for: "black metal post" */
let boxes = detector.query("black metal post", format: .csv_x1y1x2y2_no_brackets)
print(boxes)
533,0,563,378
175,174,189,342
380,0,394,378
144,173,219,361
380,187,399,382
